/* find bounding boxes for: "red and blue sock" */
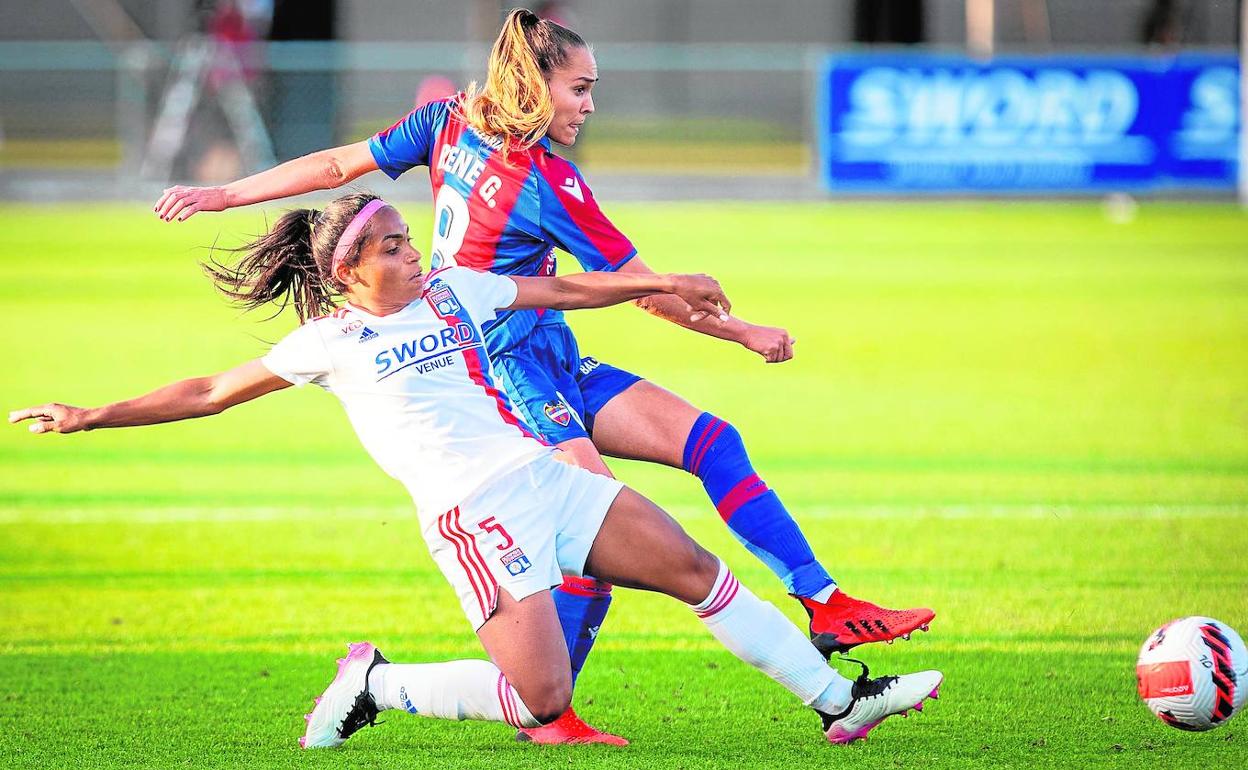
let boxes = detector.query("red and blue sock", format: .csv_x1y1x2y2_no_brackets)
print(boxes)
683,412,835,598
553,576,613,688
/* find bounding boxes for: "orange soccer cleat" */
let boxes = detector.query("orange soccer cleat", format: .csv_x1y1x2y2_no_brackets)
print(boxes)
798,590,935,659
515,708,629,746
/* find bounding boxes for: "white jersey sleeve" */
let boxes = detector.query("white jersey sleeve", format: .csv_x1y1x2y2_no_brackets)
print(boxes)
439,267,518,325
261,322,332,387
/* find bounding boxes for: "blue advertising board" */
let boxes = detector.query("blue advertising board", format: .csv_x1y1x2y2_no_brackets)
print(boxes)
818,52,1240,194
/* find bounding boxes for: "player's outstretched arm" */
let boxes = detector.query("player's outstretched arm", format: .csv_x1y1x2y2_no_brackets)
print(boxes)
154,142,379,222
509,272,730,321
616,256,796,364
8,360,291,435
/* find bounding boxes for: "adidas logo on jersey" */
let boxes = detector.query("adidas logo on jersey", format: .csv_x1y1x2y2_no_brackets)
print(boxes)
359,327,378,343
560,176,584,202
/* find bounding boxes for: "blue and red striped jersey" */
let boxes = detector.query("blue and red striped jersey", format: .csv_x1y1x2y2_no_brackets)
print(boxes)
368,96,637,353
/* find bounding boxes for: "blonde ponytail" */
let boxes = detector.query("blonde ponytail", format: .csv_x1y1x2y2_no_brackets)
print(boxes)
461,8,587,153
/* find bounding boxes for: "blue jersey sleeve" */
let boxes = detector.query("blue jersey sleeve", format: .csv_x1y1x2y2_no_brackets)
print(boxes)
368,99,451,180
536,156,637,273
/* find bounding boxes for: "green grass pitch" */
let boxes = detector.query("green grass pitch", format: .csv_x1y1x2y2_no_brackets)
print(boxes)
1,201,1246,769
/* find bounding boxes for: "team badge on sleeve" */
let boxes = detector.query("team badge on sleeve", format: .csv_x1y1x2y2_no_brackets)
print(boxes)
543,400,572,427
500,548,532,576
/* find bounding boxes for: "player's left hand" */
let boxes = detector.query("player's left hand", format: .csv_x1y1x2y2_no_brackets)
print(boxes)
740,324,795,363
8,403,91,434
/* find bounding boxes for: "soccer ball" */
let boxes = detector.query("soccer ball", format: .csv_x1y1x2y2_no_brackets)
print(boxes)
1136,616,1247,731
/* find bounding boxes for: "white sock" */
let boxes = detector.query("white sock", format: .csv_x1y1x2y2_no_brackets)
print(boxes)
808,583,839,604
690,560,853,714
367,659,540,728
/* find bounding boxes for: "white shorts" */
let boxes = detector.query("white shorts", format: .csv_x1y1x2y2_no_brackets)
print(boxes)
422,453,624,631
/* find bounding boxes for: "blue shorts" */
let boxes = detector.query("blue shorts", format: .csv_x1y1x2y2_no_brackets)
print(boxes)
491,323,642,444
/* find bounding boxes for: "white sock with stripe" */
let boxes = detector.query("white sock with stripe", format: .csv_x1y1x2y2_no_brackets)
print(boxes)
690,559,853,714
367,659,539,728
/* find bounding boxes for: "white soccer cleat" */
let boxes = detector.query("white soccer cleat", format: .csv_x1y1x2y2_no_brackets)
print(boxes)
300,641,390,749
819,664,943,744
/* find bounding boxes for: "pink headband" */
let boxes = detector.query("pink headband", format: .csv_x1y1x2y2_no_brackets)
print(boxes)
330,198,389,276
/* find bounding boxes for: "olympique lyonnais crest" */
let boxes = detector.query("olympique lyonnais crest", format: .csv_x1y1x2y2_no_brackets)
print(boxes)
500,547,531,576
428,284,461,316
543,400,572,427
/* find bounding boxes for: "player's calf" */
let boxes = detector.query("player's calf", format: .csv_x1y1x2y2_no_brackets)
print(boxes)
681,413,836,598
301,644,556,749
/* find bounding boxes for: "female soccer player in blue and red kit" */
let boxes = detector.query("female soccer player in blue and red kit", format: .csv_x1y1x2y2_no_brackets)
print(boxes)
154,8,934,744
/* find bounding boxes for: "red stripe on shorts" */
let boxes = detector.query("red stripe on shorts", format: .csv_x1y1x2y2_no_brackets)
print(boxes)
451,507,498,611
438,509,489,622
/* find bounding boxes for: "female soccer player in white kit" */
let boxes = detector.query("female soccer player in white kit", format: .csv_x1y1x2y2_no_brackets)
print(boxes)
11,193,941,747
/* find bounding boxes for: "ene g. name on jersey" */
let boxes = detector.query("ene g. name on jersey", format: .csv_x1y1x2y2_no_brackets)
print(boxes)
367,95,638,354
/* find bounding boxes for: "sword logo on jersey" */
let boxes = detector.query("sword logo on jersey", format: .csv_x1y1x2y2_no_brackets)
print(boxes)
560,175,584,202
374,281,483,380
500,547,532,576
374,322,481,380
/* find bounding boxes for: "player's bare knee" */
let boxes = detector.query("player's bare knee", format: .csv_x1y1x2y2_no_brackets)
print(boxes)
667,539,720,604
690,546,721,588
521,679,572,725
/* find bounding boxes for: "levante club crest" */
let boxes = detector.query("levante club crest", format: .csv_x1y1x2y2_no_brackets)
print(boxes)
543,400,572,427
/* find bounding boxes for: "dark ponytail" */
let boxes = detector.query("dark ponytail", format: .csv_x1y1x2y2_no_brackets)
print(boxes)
203,192,382,322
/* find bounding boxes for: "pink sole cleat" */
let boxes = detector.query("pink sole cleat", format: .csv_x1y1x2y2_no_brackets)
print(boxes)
300,642,389,749
822,671,943,744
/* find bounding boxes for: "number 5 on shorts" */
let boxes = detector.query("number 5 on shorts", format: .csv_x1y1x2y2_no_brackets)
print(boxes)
478,516,515,551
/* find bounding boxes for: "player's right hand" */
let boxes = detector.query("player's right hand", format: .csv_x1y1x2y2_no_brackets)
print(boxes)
154,185,229,222
671,273,731,323
8,404,90,434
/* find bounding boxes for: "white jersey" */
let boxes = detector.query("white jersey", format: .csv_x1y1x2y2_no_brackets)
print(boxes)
261,267,550,517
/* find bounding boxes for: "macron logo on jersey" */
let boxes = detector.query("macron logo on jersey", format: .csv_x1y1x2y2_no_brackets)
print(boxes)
560,176,584,202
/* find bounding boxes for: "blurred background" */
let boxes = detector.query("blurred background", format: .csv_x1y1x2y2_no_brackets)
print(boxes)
0,0,1241,202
